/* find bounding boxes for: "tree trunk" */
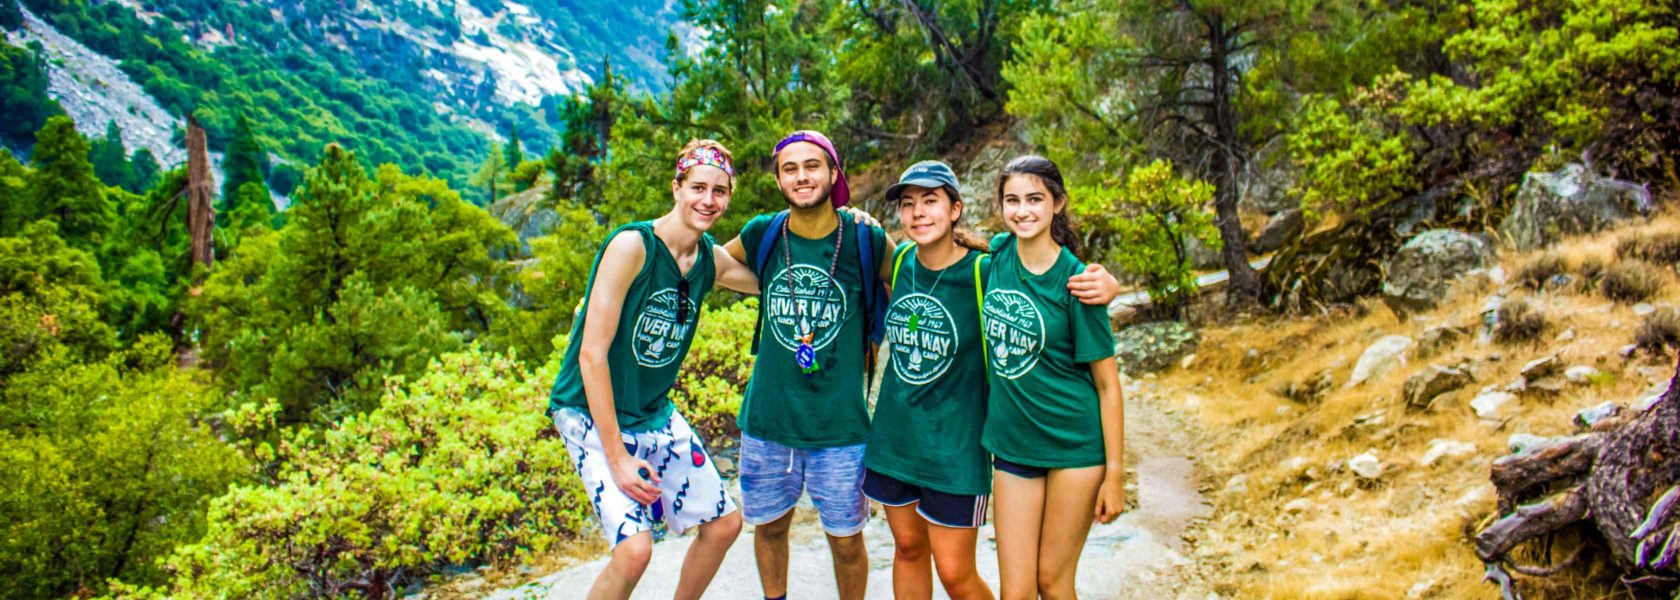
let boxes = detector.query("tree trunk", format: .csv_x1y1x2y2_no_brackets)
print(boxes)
1204,13,1259,306
186,115,215,270
1474,355,1680,597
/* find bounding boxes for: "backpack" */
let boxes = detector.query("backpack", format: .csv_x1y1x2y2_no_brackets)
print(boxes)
890,244,990,360
748,210,888,383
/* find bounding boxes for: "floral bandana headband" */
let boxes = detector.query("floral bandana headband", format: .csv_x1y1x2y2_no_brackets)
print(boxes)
675,146,734,180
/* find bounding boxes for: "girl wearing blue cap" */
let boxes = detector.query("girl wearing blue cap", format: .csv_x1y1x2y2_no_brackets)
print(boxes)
865,160,1120,600
982,155,1125,599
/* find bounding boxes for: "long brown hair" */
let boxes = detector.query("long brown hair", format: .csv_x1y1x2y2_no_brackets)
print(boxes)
940,185,990,252
996,154,1080,255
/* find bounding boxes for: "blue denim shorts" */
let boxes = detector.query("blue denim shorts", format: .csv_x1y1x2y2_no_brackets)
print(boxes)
739,433,868,537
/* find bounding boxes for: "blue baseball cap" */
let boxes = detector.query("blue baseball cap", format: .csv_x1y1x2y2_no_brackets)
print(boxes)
885,160,962,203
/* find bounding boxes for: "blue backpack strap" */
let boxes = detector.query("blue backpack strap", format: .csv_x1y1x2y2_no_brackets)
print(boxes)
857,223,886,389
749,210,790,355
752,210,790,277
859,223,886,347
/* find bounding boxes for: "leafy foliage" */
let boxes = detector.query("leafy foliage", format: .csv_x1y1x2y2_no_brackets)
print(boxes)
189,145,516,424
0,40,60,149
28,116,112,249
1070,160,1218,312
146,349,590,597
670,298,757,441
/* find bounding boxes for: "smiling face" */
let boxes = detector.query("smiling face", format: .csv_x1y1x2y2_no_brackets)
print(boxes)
896,185,961,246
775,142,835,209
998,173,1061,241
670,164,732,231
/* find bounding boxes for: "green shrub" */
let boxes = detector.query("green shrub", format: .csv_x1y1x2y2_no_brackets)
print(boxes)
1516,252,1571,291
0,336,244,598
1599,261,1666,304
1578,255,1610,286
1636,308,1680,356
1618,231,1680,266
671,298,758,443
1069,160,1220,313
150,349,590,596
1495,299,1548,345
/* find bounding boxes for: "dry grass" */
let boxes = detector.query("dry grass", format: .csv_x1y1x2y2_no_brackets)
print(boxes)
1495,298,1549,344
1637,308,1680,356
1516,252,1572,291
1599,260,1668,303
1153,212,1680,599
1617,230,1680,265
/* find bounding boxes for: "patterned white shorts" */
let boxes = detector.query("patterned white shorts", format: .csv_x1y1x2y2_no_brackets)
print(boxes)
554,407,738,548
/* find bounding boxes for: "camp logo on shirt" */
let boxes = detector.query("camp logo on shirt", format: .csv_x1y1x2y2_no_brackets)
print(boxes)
764,264,849,352
632,287,696,368
885,293,957,385
982,289,1045,379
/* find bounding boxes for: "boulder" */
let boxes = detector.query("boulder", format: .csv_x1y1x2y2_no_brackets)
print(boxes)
1250,208,1305,254
1564,365,1601,384
1520,355,1560,379
1417,324,1468,355
1421,439,1478,467
1499,163,1653,251
1278,368,1335,404
1472,390,1519,420
1404,365,1473,409
1112,321,1199,374
1346,335,1414,387
1182,233,1225,270
1382,229,1494,310
1574,402,1623,428
1348,452,1383,479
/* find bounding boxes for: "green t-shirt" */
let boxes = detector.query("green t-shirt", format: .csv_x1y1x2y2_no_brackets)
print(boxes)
981,234,1115,468
865,245,992,495
549,222,716,432
737,213,889,448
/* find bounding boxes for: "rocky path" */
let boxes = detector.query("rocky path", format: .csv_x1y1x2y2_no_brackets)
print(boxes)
488,390,1213,600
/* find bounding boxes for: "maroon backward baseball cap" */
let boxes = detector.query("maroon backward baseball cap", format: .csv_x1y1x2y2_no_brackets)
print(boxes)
773,130,851,208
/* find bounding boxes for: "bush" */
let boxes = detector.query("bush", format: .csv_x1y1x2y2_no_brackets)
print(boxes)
1636,308,1680,356
671,298,757,443
151,349,591,596
1495,298,1548,345
0,337,245,598
1598,261,1666,304
1618,231,1680,266
1578,255,1610,286
1516,252,1572,291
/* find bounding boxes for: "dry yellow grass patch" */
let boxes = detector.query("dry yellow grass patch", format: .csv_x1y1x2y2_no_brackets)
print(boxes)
1156,214,1680,599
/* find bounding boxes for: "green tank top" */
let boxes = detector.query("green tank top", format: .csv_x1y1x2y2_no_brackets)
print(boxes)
548,222,716,432
865,244,992,495
980,234,1115,468
736,213,889,448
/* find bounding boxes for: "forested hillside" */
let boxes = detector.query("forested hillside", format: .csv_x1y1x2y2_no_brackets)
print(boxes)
1,0,1676,598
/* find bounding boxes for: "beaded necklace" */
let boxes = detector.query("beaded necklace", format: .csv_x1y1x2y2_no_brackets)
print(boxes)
782,214,844,375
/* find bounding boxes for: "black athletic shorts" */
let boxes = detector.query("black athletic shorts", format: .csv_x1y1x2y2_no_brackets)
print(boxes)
992,456,1051,479
862,468,989,528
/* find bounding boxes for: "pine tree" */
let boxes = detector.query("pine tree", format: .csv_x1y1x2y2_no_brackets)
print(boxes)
503,122,523,168
0,0,21,31
470,141,508,205
0,149,26,236
129,148,160,192
221,114,269,207
27,116,112,248
89,120,133,191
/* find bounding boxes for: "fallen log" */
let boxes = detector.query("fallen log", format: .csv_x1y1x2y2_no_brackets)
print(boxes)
1474,356,1680,598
